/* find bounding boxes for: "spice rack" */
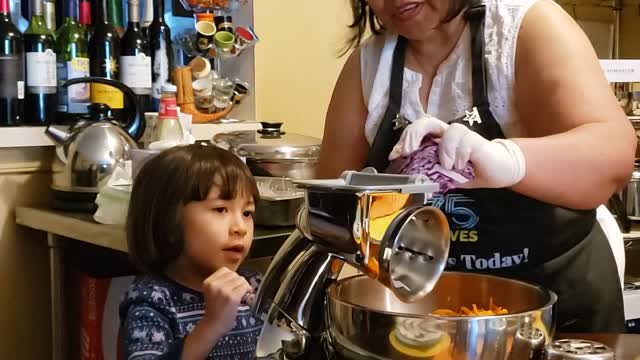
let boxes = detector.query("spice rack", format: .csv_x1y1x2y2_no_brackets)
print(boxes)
173,0,257,123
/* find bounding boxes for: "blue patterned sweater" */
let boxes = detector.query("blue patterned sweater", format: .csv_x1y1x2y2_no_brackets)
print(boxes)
119,270,263,359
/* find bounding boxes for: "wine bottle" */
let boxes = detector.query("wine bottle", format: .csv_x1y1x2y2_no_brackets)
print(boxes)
120,0,151,129
78,0,91,38
0,0,24,125
107,0,123,37
23,0,56,125
55,0,89,122
88,0,122,119
141,0,152,35
148,0,174,111
43,0,55,32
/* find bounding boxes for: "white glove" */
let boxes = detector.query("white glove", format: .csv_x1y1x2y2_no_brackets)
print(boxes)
388,113,527,189
388,114,449,161
439,123,526,189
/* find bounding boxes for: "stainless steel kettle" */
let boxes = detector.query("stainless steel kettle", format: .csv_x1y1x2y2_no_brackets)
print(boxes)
45,77,143,194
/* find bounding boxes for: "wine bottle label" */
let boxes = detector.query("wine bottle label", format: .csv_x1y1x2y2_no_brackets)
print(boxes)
26,49,57,92
58,57,90,112
91,83,124,109
0,54,24,99
17,81,24,99
120,53,152,92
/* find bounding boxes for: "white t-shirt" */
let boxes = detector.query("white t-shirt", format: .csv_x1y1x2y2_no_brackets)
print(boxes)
358,0,625,285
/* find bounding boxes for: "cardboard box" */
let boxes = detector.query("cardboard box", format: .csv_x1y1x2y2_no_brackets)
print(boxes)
78,274,135,360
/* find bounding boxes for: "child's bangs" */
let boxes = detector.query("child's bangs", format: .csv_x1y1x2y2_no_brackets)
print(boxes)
189,148,259,203
212,164,260,203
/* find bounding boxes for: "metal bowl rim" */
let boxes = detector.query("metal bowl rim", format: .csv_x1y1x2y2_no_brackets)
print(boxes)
327,272,558,321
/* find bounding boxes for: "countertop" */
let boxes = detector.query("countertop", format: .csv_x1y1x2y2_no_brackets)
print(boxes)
557,333,640,359
15,206,294,258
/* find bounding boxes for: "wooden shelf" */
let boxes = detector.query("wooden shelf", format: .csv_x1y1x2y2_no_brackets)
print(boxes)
16,206,293,257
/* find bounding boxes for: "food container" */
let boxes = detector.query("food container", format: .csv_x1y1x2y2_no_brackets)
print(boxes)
211,122,320,180
327,272,556,360
254,176,304,227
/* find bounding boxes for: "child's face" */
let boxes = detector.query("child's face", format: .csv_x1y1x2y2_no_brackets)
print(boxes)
180,185,256,275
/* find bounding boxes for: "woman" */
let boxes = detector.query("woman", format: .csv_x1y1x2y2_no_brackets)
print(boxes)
318,0,636,332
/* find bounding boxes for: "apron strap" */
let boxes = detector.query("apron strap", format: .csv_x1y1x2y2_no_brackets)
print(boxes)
449,1,506,140
465,4,490,109
366,36,408,172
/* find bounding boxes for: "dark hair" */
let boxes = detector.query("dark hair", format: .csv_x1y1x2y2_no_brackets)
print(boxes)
126,144,259,275
342,0,470,56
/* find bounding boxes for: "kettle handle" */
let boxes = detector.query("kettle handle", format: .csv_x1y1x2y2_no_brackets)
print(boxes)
62,77,139,139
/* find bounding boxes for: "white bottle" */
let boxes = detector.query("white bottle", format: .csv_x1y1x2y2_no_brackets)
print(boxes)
149,84,184,150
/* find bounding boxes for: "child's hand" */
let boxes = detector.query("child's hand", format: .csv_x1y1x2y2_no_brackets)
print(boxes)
200,267,254,335
181,268,254,359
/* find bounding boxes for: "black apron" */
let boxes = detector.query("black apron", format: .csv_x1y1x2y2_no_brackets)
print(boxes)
367,3,625,333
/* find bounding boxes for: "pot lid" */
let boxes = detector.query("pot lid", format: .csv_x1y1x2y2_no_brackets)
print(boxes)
212,122,321,160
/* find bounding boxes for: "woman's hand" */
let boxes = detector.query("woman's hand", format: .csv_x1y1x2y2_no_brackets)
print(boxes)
438,124,526,189
181,267,253,360
389,114,526,189
388,114,449,160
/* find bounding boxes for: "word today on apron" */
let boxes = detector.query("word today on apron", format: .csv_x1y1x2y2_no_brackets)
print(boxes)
448,248,530,270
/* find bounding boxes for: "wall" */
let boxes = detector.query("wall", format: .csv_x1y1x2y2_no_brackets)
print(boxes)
0,148,53,359
617,1,640,59
253,0,352,138
558,0,640,59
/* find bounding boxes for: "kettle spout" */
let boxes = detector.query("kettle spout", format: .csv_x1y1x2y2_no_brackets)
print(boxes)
44,126,70,146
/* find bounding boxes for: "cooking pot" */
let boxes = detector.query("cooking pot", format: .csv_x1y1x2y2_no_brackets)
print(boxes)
631,116,640,159
212,122,321,226
211,121,320,180
622,162,640,221
327,272,556,360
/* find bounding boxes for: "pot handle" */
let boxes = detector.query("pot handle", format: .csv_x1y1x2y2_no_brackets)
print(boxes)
258,122,286,136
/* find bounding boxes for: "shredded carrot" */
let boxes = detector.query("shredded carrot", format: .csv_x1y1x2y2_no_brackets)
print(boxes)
431,297,509,317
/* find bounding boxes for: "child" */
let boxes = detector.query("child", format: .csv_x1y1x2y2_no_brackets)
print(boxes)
119,144,263,359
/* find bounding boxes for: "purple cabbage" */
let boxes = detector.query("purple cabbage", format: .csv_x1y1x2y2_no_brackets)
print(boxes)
386,137,475,193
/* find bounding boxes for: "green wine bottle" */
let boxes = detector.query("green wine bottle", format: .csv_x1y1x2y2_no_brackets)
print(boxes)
88,0,122,119
107,0,123,37
55,0,90,122
23,0,57,125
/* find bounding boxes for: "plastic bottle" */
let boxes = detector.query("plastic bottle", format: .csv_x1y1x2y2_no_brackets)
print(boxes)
149,84,183,149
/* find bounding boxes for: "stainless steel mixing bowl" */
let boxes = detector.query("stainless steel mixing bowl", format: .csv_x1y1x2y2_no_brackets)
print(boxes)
327,272,557,360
